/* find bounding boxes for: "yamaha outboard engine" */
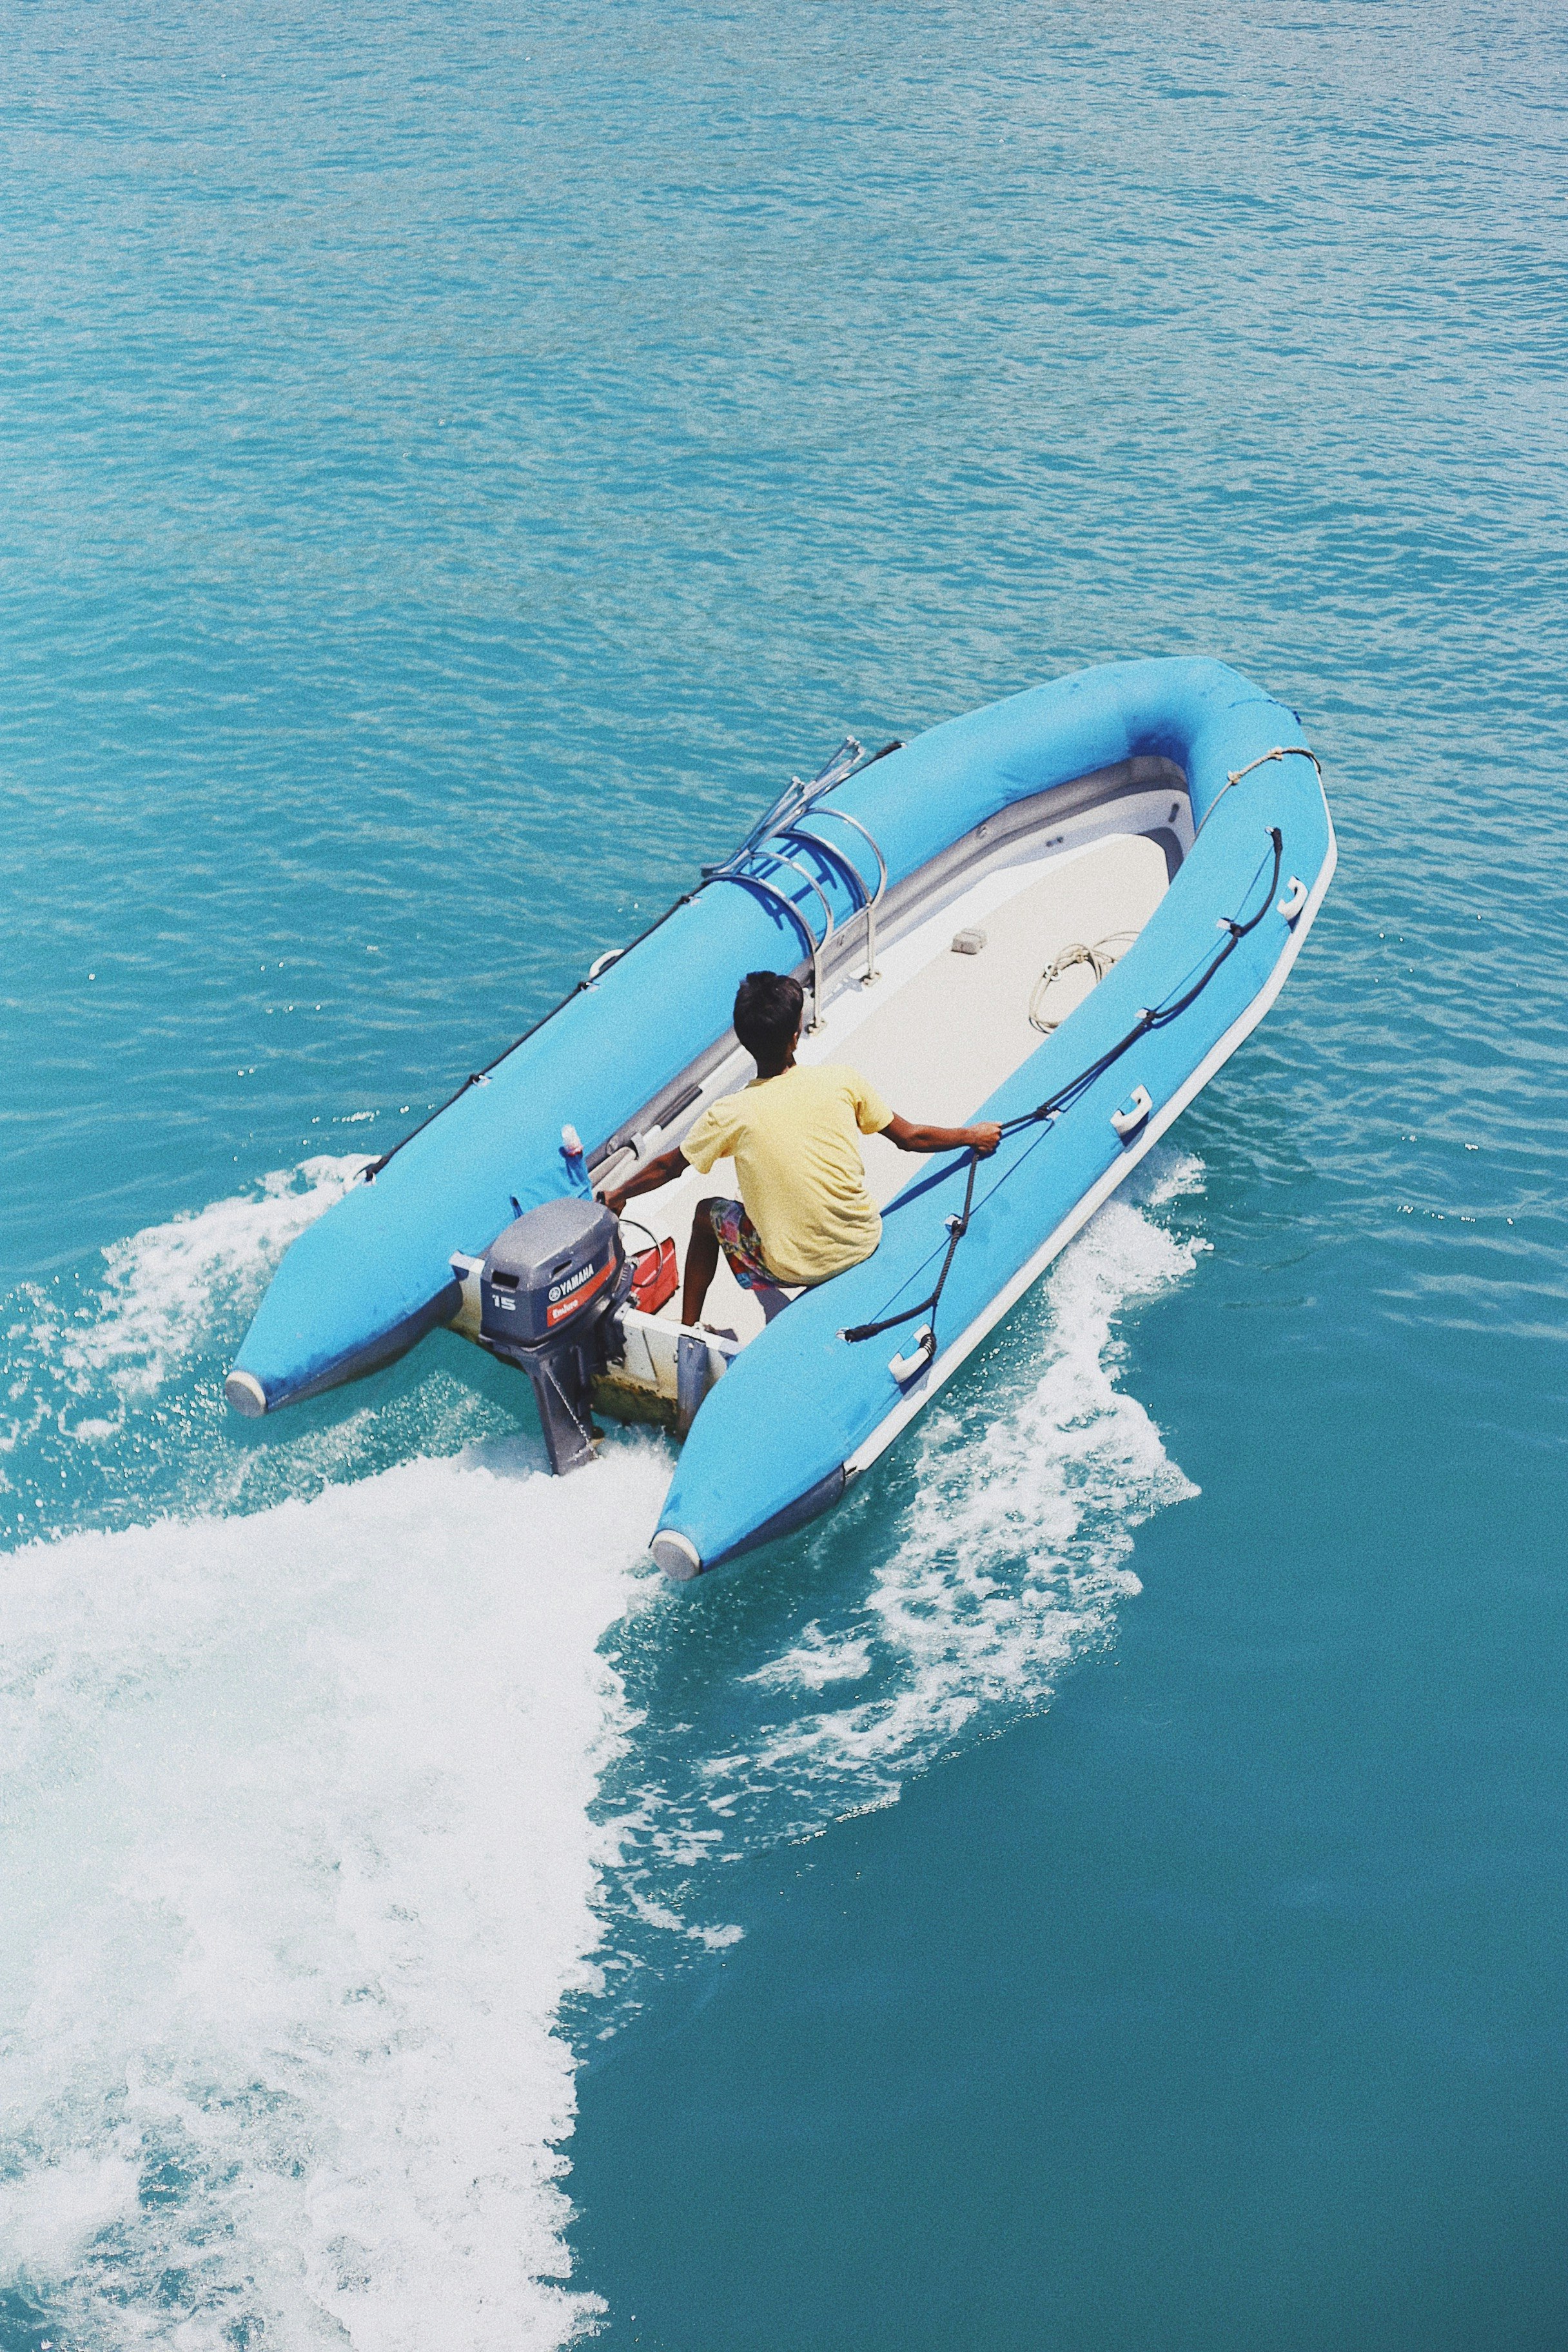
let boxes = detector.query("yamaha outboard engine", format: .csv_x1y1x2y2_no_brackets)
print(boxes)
479,1197,632,1473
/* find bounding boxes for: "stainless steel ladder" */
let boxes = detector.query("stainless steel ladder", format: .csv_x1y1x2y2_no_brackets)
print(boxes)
700,737,894,1029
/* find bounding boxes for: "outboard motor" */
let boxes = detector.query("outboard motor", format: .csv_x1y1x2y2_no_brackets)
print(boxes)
479,1197,632,1474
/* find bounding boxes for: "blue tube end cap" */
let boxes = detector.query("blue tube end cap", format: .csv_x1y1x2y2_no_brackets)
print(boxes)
651,1530,702,1582
224,1368,268,1418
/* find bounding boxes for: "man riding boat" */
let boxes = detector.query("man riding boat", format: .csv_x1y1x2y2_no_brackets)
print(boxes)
600,970,1000,1427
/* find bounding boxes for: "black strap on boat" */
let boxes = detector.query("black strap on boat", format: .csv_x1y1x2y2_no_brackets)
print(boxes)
840,827,1284,1357
839,1147,986,1367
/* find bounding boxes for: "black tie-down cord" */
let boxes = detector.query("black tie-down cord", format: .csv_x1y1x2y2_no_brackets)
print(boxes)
840,824,1286,1371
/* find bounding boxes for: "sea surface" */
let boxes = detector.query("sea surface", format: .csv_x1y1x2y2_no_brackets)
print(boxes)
3,0,1566,2344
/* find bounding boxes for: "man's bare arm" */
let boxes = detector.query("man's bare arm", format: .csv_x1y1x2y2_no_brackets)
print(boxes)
885,1115,1002,1157
599,1144,687,1217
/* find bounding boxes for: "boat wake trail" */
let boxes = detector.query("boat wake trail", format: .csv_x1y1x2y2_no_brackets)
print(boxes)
2,1162,669,2348
0,1444,666,2351
600,1150,1205,1959
0,1150,1202,2347
1,1159,518,1544
39,1157,371,1415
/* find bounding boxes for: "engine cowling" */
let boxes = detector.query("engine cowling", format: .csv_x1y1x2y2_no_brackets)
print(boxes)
479,1197,631,1472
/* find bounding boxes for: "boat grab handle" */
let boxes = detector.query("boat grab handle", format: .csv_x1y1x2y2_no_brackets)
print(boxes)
1277,876,1308,923
888,1326,936,1384
1110,1086,1153,1141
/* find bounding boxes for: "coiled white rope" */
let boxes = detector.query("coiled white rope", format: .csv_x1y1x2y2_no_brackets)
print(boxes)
1028,930,1140,1034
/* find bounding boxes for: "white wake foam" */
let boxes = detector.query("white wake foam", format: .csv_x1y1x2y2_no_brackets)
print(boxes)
658,1152,1206,1842
62,1155,371,1420
0,1145,1208,2340
0,1439,669,2350
4,1157,370,1479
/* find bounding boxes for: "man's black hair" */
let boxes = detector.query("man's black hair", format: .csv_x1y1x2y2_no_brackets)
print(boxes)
733,970,804,1065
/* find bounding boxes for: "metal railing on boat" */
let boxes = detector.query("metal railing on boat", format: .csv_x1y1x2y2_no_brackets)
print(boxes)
779,807,888,986
699,735,895,1020
360,735,899,1181
701,847,838,1030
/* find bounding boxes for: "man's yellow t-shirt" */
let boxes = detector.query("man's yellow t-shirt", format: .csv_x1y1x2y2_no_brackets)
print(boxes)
680,1063,894,1288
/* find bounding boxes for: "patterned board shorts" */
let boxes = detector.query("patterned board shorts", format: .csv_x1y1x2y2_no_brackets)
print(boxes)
708,1197,779,1291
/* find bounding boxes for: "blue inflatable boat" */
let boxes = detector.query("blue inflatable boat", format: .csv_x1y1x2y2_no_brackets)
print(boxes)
227,657,1335,1578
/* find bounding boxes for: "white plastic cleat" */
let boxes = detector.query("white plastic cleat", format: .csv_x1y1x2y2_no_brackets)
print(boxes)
1110,1085,1153,1141
888,1328,936,1384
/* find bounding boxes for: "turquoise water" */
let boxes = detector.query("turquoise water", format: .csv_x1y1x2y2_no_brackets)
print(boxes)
3,0,1566,2342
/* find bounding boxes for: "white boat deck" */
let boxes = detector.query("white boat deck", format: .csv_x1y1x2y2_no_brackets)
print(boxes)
616,828,1168,1351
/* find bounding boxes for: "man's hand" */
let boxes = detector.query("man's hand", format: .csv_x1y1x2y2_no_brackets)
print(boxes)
968,1122,1002,1157
595,1143,687,1216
